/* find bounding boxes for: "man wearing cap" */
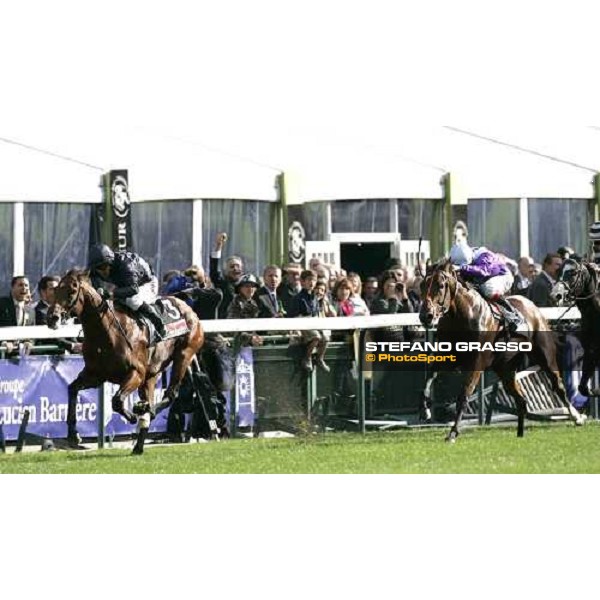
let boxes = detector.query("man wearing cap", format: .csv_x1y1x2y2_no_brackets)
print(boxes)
449,241,525,333
87,243,166,339
226,274,263,347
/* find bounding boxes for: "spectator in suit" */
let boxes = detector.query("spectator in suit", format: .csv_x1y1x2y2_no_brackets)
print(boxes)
209,232,244,319
0,276,35,356
0,276,34,327
277,262,302,315
529,253,562,307
511,256,534,296
256,265,284,318
34,275,60,325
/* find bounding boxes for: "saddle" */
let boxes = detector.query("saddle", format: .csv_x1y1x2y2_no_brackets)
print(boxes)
485,298,530,339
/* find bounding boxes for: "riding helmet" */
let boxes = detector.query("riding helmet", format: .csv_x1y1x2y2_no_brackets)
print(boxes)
88,243,115,269
235,273,259,291
449,241,473,266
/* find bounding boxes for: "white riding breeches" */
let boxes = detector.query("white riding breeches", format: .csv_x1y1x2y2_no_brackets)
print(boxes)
123,277,159,310
478,273,514,300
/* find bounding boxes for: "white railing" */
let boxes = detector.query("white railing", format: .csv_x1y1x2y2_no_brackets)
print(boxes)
0,306,583,343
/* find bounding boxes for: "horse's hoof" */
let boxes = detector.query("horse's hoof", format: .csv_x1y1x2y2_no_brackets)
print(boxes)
575,415,587,427
422,407,432,423
128,415,138,425
577,384,589,397
67,433,82,448
131,445,144,455
446,432,457,444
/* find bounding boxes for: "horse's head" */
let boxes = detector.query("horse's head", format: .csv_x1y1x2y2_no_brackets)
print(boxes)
47,269,90,329
551,258,583,305
419,259,456,327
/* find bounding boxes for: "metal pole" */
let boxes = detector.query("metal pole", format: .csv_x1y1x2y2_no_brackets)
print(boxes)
97,383,105,449
478,371,485,426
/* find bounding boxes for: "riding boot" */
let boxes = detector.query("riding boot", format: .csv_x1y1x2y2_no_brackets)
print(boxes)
495,297,525,334
138,302,167,339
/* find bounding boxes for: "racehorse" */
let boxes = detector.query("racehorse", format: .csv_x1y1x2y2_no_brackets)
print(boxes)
419,259,584,441
551,258,600,397
47,269,204,454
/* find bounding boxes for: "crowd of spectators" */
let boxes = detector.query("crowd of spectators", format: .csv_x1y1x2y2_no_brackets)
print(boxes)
0,225,583,362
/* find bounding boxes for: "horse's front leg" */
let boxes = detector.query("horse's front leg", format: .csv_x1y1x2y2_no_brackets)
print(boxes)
67,369,103,447
111,370,144,426
420,371,438,422
131,375,159,455
447,370,482,443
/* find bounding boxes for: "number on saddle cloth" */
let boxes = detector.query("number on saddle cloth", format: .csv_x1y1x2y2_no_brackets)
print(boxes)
153,298,190,339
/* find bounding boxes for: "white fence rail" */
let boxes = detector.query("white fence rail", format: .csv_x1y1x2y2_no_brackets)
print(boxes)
0,306,583,343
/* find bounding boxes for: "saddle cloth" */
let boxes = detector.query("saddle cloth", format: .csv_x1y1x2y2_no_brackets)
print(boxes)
145,298,189,345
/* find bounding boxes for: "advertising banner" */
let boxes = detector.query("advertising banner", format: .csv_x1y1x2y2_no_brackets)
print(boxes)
107,169,133,252
0,356,99,440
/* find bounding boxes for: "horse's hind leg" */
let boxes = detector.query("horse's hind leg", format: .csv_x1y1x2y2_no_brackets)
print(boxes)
162,344,197,408
500,373,527,438
535,337,586,426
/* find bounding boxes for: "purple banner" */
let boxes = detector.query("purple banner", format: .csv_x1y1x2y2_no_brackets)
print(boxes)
223,347,255,428
0,356,99,440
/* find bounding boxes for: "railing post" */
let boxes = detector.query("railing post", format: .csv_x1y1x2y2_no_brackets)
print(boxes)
357,329,366,435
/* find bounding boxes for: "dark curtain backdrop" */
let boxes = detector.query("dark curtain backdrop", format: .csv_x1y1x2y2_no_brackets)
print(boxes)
468,199,520,259
528,199,589,261
24,203,91,300
202,199,273,277
0,204,14,295
132,200,193,282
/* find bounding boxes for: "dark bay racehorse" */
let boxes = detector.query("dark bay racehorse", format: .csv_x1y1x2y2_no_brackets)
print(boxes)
47,269,204,454
551,258,600,397
419,259,584,441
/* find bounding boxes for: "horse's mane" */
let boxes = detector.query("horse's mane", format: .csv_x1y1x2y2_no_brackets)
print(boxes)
61,268,92,286
426,258,454,277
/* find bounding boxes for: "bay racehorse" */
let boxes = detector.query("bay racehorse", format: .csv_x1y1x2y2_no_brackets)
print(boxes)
47,269,204,454
551,258,600,397
419,259,584,441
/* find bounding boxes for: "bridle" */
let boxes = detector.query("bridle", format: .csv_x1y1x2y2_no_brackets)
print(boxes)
559,261,597,302
425,268,453,317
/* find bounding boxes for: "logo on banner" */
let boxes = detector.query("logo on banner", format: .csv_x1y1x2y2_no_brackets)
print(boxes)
288,221,306,263
112,175,131,218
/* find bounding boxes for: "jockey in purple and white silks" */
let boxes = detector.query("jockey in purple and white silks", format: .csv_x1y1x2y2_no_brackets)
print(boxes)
450,241,526,333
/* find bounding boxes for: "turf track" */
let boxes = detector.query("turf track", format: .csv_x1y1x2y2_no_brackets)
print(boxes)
1,421,599,474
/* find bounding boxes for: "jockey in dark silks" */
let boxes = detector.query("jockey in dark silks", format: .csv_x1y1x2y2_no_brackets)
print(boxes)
450,241,526,334
88,243,167,339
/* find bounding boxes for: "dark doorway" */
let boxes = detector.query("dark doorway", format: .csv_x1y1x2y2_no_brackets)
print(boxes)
340,243,391,280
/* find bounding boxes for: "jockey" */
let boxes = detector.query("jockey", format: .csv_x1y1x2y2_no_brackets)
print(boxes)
450,241,526,334
88,243,167,339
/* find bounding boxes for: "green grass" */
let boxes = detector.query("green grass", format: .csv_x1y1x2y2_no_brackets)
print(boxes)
1,421,599,474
